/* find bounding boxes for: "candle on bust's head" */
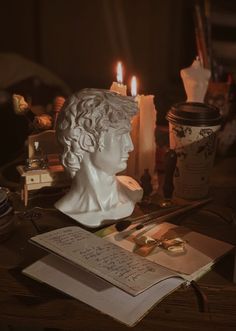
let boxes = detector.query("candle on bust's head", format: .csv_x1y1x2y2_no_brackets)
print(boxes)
110,61,127,96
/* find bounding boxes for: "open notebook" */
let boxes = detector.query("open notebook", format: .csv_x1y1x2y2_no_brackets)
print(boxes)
23,223,233,326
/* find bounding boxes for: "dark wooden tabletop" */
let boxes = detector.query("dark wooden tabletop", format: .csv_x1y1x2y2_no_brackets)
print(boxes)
0,157,236,331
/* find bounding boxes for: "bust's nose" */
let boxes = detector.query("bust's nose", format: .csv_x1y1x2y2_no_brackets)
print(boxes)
124,133,134,152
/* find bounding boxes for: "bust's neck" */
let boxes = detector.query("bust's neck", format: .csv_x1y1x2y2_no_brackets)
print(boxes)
79,160,119,211
55,160,143,227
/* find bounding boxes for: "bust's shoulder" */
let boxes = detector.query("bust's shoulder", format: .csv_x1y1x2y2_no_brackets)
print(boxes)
116,175,141,189
116,175,143,202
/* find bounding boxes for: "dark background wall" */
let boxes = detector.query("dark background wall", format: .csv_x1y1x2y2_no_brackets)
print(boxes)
0,0,196,98
0,0,211,165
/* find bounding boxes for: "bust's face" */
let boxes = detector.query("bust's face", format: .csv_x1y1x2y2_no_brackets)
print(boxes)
90,127,133,175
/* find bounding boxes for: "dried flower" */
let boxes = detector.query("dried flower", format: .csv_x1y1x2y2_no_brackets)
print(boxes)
33,114,53,130
12,94,29,115
53,96,66,129
53,96,65,113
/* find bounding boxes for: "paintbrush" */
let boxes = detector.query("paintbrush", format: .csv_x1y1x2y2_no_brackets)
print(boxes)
115,204,183,232
115,197,212,232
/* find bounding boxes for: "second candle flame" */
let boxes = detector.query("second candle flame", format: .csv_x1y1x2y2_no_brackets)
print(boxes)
131,76,137,97
117,62,123,84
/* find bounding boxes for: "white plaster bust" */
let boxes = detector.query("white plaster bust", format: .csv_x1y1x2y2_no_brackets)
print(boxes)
180,58,211,103
55,88,143,228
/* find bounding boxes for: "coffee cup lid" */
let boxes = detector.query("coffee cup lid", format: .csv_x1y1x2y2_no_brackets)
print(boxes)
166,102,222,126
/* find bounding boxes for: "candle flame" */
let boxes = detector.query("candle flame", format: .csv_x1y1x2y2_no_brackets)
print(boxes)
117,62,123,84
131,76,137,97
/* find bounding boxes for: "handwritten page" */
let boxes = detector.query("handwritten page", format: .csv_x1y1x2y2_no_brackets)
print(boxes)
30,226,179,295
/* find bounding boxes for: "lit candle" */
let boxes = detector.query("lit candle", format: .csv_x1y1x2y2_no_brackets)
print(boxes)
110,62,127,96
126,76,139,179
126,77,158,191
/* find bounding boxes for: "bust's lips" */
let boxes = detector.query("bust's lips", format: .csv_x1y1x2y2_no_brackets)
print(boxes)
121,155,129,161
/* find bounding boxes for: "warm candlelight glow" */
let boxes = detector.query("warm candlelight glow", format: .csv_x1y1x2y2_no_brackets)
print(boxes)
110,61,127,95
117,62,123,84
131,76,137,97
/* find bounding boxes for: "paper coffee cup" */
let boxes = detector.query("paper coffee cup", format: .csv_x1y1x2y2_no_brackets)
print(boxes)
166,102,221,200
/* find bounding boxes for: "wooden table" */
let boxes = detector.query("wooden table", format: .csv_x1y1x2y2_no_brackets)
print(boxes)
0,157,236,331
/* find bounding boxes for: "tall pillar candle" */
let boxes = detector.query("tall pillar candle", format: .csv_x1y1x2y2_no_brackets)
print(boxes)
127,93,158,190
138,95,157,183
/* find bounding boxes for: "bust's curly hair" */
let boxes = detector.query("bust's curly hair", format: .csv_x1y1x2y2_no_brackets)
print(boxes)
56,88,138,177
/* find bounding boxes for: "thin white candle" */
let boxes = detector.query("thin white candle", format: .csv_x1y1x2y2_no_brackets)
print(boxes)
127,76,139,179
126,77,158,191
138,94,157,180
